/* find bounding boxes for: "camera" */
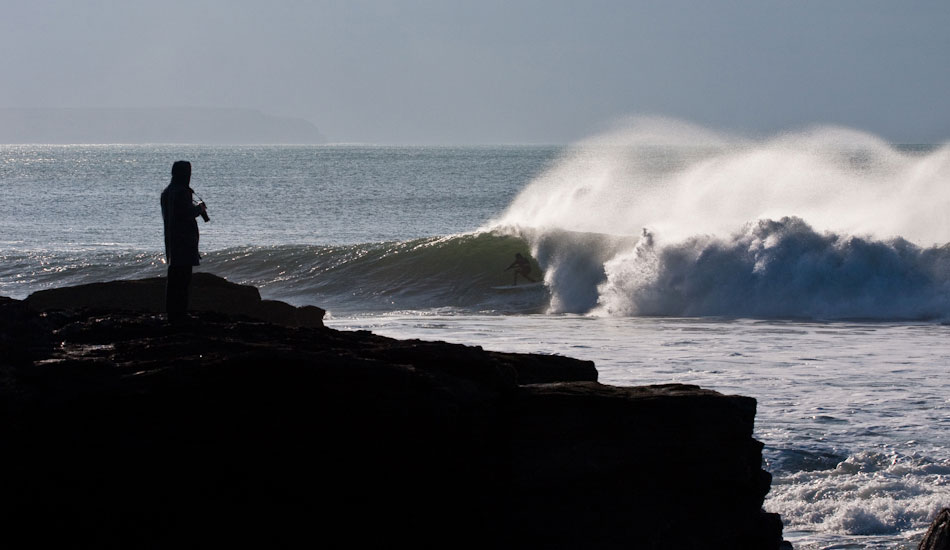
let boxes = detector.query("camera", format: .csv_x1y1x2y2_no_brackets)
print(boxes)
198,201,210,222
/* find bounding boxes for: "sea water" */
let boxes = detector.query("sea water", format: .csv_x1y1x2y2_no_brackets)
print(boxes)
1,119,948,549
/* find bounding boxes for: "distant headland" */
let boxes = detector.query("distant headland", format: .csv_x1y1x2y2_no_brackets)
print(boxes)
0,107,326,144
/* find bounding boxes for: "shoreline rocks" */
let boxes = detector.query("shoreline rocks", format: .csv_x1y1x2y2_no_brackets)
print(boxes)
0,277,787,549
23,272,326,328
919,508,950,550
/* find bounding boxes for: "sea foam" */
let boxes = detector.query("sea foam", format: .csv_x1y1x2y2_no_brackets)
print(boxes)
488,117,950,319
766,450,950,541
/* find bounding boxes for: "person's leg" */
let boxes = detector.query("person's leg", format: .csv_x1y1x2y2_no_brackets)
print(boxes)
180,265,192,312
166,265,192,322
166,265,182,322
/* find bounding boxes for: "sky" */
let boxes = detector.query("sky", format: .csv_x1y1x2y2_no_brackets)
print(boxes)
2,0,949,144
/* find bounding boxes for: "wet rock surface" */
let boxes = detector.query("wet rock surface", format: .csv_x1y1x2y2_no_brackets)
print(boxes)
0,278,785,549
919,508,950,550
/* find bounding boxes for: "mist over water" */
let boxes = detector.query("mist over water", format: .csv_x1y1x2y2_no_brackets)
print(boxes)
487,118,950,318
494,117,950,244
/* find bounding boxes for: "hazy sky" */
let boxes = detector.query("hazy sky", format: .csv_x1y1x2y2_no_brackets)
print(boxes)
2,0,949,144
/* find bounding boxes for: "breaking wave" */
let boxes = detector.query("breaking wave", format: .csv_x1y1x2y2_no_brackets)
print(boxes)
485,118,950,320
490,218,950,319
5,219,950,320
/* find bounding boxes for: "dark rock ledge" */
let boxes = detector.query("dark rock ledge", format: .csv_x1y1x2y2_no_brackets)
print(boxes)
919,508,950,550
0,274,787,549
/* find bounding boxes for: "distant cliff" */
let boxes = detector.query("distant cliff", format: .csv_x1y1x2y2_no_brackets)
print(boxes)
0,107,326,144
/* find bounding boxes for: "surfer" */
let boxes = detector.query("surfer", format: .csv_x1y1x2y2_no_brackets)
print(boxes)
505,253,537,285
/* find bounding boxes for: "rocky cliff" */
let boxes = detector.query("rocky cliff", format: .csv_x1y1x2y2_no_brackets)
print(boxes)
0,275,786,549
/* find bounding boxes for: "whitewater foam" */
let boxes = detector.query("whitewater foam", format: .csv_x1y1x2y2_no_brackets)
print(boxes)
766,449,950,541
595,217,950,319
485,118,950,319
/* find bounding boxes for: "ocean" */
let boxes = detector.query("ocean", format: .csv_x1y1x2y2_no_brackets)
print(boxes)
2,121,949,549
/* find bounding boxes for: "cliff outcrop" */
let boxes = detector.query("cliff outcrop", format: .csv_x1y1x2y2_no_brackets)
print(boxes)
0,277,785,549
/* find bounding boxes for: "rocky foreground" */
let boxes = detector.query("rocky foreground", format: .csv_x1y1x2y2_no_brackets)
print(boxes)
1,274,789,549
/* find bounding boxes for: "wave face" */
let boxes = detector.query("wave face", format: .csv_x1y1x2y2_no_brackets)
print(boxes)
485,118,950,319
203,233,550,314
0,234,550,314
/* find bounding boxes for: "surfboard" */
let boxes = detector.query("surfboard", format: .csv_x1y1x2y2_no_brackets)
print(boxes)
491,282,544,291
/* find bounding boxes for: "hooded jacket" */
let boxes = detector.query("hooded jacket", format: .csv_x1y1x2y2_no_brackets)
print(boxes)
160,177,202,266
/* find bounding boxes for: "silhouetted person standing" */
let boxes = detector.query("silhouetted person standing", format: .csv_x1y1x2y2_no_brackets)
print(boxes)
161,161,206,324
